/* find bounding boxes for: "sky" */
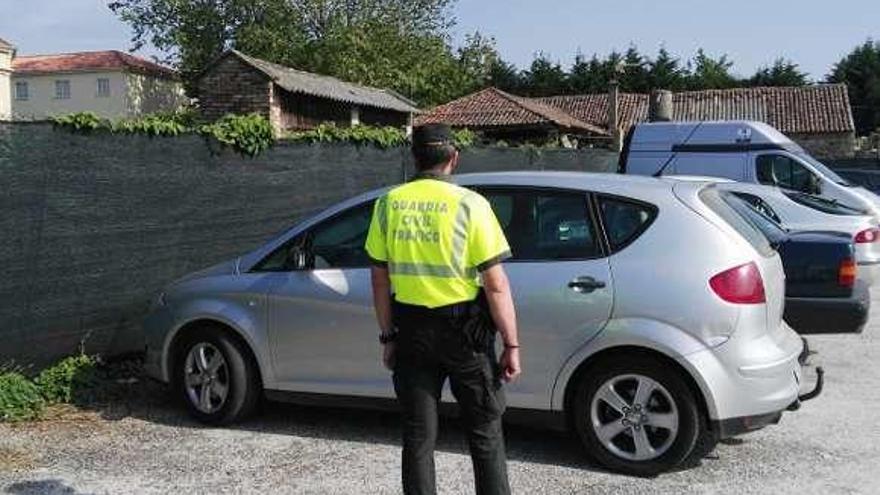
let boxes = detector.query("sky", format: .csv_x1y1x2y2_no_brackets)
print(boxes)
1,0,877,81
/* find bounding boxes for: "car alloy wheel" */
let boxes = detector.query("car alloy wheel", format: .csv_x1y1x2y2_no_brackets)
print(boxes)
590,373,679,462
183,342,230,414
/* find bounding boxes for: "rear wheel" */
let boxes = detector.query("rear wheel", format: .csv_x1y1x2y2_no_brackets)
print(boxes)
173,326,261,424
571,355,704,476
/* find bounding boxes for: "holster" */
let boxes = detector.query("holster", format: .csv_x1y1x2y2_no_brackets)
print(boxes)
391,290,497,353
457,290,496,352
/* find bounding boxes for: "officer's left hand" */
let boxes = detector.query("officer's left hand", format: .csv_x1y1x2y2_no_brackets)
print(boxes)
382,342,396,370
500,347,521,382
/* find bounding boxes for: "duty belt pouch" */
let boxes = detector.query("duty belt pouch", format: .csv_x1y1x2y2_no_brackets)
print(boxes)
460,290,495,352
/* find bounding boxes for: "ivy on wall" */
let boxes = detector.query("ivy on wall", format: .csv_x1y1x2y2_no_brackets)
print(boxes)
51,112,478,156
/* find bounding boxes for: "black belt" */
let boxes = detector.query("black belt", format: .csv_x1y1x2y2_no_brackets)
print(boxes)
393,291,485,319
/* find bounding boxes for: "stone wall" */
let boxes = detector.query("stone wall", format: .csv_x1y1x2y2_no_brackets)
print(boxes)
197,54,272,123
0,123,617,368
790,132,856,159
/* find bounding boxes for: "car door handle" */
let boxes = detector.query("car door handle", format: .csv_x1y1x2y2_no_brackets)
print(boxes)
567,276,606,293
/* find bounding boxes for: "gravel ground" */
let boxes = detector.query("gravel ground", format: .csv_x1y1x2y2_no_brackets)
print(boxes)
2,294,879,495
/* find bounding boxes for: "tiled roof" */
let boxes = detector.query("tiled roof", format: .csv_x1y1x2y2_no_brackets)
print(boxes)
420,85,854,136
416,87,608,135
12,50,176,78
226,50,419,114
536,85,855,134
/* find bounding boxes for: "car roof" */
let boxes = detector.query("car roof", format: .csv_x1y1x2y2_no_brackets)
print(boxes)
453,171,676,195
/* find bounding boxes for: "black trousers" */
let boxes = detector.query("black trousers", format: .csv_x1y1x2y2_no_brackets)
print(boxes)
392,300,511,495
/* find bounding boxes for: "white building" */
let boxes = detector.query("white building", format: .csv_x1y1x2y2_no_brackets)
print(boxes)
0,38,188,121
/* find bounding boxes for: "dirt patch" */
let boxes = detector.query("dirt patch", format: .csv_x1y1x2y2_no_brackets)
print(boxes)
0,447,37,473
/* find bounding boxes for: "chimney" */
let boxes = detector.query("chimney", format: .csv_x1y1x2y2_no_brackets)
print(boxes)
648,89,673,122
608,79,621,151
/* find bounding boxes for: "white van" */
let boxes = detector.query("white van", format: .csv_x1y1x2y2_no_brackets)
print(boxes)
620,121,880,220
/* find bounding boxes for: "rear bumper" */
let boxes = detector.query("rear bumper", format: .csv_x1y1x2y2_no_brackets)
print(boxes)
711,411,782,438
681,322,804,426
784,283,870,335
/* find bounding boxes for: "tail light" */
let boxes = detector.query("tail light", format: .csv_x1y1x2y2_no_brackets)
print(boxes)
854,228,880,243
839,258,857,287
709,262,766,304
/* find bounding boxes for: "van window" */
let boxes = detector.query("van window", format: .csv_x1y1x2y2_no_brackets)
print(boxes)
756,154,818,193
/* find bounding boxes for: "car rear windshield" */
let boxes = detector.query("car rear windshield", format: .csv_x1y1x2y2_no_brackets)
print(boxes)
783,191,867,216
699,186,774,257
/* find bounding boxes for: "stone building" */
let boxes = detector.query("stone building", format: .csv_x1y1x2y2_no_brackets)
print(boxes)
196,50,419,136
0,38,187,121
421,85,857,158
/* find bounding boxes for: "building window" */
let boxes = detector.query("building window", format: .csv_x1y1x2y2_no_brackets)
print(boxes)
14,81,29,100
96,78,110,97
55,80,71,99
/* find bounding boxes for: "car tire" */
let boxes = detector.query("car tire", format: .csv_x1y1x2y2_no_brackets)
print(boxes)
173,325,261,425
571,354,703,476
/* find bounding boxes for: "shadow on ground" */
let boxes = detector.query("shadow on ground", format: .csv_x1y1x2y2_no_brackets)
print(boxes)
66,357,610,475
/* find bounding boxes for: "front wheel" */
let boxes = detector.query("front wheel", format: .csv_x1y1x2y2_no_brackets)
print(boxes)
571,355,704,476
173,326,261,424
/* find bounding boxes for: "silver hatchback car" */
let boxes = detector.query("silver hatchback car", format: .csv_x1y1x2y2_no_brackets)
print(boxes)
143,172,811,475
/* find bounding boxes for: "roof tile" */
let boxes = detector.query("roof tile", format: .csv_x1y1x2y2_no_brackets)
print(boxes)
12,50,176,78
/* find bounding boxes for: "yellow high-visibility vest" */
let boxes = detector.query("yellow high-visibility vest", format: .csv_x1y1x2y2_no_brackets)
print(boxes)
365,174,511,308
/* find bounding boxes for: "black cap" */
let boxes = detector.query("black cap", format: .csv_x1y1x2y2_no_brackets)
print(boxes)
412,123,453,148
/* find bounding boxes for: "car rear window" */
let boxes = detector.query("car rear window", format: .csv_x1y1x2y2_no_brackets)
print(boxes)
699,187,774,257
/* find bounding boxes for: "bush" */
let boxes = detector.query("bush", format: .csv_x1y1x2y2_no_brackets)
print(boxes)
286,123,408,148
51,112,107,133
35,354,97,404
0,372,45,422
113,109,197,137
199,113,275,156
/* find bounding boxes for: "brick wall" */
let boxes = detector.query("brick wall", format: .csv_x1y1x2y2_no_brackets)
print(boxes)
0,123,617,368
789,132,856,160
198,55,272,122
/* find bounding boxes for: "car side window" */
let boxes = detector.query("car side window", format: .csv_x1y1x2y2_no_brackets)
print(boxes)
253,201,374,271
481,188,600,260
309,202,374,269
756,154,816,193
598,196,657,253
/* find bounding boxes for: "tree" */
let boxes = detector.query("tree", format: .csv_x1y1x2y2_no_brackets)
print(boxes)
828,40,880,135
109,0,465,105
749,58,809,87
568,52,605,93
487,58,523,93
618,46,650,93
648,47,689,91
687,49,738,89
520,52,568,96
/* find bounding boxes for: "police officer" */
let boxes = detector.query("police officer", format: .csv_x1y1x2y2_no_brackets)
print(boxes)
365,123,521,495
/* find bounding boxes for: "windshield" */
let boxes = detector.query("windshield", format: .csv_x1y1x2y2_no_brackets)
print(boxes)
722,193,788,246
796,152,854,187
783,191,868,216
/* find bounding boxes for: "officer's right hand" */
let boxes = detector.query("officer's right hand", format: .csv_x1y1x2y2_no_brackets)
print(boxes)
382,342,396,370
500,347,521,382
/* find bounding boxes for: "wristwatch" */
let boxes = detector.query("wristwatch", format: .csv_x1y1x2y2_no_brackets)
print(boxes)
379,330,398,344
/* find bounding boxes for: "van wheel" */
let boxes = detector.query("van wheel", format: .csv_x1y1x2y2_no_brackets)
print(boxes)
173,326,261,425
572,355,702,476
